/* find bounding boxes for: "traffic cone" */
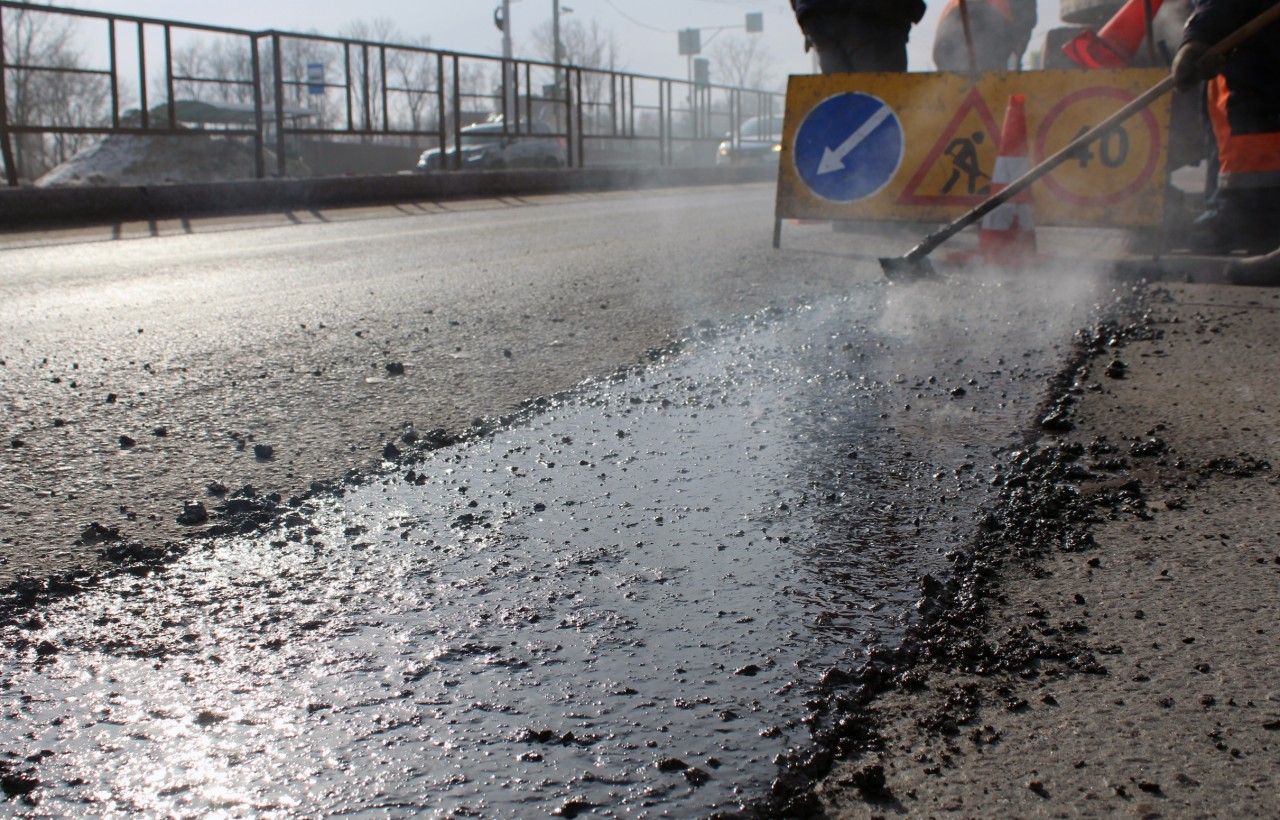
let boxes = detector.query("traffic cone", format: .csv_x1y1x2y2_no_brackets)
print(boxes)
978,94,1036,267
1062,0,1165,69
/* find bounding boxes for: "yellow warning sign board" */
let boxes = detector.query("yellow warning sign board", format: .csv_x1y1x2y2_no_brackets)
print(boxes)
775,69,1171,228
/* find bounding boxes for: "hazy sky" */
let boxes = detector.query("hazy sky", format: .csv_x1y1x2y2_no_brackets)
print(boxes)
52,0,1064,84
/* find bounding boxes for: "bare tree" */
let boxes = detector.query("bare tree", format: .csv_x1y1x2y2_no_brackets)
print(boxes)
164,30,338,129
338,18,403,135
527,17,621,130
382,35,437,132
529,17,621,72
169,17,442,134
710,35,779,92
3,3,111,179
453,59,497,121
170,35,258,106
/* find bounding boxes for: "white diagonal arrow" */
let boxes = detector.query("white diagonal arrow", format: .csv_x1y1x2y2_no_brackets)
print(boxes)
817,105,893,175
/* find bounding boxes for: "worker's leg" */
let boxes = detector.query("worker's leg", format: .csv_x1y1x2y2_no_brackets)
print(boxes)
1193,75,1280,252
803,12,911,74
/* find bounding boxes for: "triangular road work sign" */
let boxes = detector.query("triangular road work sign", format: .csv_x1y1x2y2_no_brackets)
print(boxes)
897,87,1002,207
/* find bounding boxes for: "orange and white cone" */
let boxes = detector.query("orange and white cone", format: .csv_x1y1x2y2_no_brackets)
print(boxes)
1062,0,1165,69
979,94,1036,267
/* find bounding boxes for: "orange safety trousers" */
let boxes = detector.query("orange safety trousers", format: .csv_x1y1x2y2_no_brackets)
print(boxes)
1208,74,1280,189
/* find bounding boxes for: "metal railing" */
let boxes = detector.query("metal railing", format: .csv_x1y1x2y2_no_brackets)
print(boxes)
0,1,784,186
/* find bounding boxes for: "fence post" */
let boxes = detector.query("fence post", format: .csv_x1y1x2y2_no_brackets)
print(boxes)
564,66,575,169
380,46,390,134
0,6,16,186
524,62,532,131
109,20,120,129
435,52,446,153
137,22,149,129
272,33,286,176
450,54,461,171
610,72,618,137
660,80,670,168
575,68,584,168
251,34,266,179
163,25,176,129
659,80,667,168
344,44,354,131
362,44,372,133
729,89,739,163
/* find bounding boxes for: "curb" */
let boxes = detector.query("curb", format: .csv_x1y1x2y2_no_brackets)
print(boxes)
0,165,778,229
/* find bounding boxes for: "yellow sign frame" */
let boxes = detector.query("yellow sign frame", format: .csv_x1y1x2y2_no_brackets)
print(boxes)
774,69,1171,238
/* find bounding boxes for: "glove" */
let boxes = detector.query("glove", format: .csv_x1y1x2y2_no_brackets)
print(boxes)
1172,41,1224,92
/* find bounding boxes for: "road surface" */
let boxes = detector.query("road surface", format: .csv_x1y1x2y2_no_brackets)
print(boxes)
0,183,1125,815
2,184,890,583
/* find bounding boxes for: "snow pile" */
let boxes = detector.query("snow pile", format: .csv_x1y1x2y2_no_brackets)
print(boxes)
36,131,264,188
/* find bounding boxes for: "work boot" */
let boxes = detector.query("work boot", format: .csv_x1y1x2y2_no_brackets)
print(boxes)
1224,247,1280,286
1183,190,1280,255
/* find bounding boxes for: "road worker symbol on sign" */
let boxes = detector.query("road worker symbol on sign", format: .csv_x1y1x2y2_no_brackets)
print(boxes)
942,132,991,196
898,87,1003,207
792,92,905,203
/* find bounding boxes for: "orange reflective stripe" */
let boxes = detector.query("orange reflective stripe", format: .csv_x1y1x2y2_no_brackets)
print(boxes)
941,0,1014,21
1208,76,1280,179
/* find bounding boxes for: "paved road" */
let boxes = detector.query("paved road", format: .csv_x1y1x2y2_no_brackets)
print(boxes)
1,181,1151,815
0,184,907,584
0,182,1134,815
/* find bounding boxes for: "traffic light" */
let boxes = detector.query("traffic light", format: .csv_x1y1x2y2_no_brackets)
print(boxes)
694,58,710,89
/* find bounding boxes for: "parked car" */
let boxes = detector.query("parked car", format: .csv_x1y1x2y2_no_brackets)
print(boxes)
716,115,783,166
416,121,567,171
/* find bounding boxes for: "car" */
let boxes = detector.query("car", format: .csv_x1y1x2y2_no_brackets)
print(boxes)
416,121,567,172
716,115,783,166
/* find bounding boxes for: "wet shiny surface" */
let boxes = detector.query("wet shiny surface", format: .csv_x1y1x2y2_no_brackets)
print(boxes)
0,185,907,585
1,280,1103,816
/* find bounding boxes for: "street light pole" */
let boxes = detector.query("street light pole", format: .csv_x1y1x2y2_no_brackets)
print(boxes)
553,0,562,72
502,0,513,62
552,0,570,133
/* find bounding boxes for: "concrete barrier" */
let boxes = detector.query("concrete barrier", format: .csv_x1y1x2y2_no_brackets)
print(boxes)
0,166,778,230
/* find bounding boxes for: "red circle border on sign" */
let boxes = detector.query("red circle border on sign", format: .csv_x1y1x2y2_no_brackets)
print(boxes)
1033,86,1162,208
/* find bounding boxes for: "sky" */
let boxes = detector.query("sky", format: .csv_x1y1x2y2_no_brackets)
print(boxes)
51,0,1064,86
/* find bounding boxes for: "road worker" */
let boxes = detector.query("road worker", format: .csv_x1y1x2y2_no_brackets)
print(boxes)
933,0,1038,72
1172,0,1280,259
790,0,928,74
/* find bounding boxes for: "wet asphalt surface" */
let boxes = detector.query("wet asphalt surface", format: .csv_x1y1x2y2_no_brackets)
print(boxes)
0,186,1118,815
1,187,874,584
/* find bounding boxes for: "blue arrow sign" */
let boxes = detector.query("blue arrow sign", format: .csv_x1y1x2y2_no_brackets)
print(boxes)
794,92,904,203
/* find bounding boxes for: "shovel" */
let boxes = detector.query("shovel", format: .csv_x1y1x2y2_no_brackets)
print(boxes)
879,1,1280,280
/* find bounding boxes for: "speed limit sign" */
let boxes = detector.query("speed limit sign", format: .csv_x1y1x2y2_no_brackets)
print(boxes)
1034,86,1164,208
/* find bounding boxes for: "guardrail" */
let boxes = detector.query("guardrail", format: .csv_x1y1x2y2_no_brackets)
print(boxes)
0,1,784,186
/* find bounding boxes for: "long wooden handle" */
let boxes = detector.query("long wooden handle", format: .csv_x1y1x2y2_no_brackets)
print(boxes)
905,0,1280,262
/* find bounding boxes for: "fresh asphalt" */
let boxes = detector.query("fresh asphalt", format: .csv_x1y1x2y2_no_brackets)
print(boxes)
0,184,1128,814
